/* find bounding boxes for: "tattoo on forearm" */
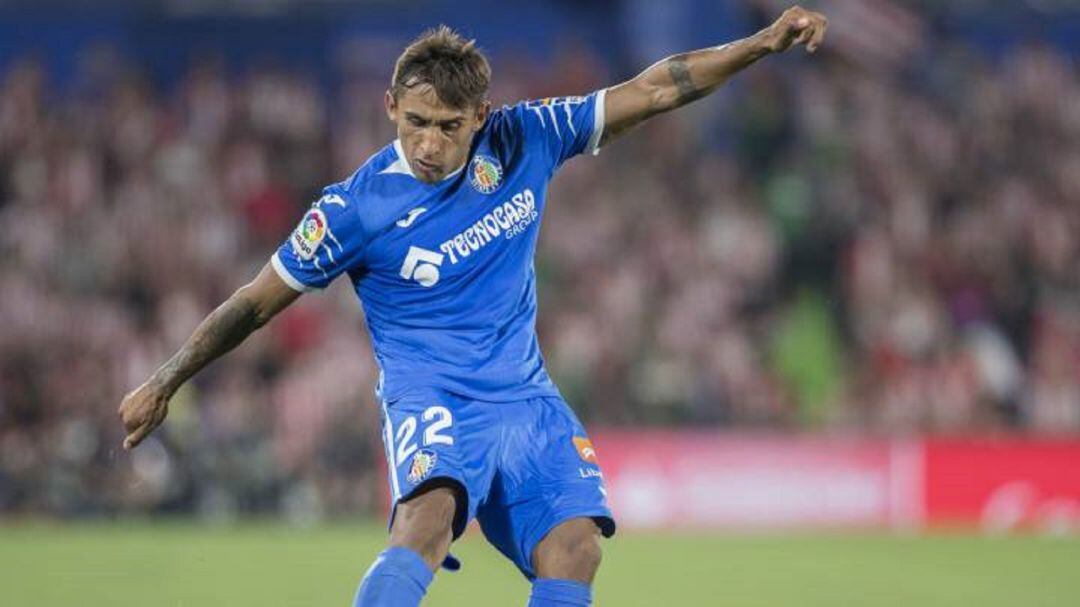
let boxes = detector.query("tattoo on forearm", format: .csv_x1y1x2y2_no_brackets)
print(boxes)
156,295,262,391
667,53,707,105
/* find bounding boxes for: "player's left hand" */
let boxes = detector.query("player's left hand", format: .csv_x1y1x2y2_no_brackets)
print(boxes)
117,379,172,450
761,6,828,54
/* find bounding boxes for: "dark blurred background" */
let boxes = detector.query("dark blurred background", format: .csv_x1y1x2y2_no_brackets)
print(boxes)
1,0,1079,526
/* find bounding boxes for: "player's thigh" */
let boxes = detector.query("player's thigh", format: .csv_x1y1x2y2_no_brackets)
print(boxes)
477,396,614,579
389,484,458,569
379,388,498,538
532,516,603,583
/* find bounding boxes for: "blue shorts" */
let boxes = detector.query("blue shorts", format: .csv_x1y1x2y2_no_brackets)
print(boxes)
378,388,615,579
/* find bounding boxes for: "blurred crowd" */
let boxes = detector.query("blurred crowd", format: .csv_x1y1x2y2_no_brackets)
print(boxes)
2,15,1079,518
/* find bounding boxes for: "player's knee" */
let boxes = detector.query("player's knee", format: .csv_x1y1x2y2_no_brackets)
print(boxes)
533,519,603,583
389,485,458,570
568,532,602,578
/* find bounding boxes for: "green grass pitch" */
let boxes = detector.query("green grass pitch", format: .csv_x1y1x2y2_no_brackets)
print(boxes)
2,522,1077,606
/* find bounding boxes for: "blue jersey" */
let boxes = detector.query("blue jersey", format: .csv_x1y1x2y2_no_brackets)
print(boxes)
272,91,607,403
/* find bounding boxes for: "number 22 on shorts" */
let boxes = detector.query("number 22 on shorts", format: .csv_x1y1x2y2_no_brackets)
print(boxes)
394,405,453,466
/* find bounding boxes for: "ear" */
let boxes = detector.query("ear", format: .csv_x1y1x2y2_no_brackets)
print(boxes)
473,100,491,131
385,90,397,122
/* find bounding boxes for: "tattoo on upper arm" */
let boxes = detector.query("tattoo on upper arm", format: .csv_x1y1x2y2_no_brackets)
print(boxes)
667,53,707,105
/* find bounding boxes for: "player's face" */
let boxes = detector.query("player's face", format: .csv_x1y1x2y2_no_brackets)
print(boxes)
386,85,489,184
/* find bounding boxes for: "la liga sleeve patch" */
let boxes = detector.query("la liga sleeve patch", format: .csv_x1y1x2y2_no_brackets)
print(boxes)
290,208,328,260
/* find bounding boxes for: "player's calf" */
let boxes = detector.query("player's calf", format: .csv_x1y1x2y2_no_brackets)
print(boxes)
354,486,458,607
528,518,603,606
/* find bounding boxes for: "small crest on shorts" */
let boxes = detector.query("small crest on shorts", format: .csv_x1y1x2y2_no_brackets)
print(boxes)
407,449,438,484
572,437,598,464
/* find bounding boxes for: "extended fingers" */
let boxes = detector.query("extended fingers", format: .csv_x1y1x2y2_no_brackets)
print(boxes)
123,423,152,450
807,15,828,53
121,403,167,450
795,25,814,47
779,9,827,54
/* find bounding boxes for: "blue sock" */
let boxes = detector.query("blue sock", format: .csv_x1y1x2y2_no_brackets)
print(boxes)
527,578,592,607
354,546,434,607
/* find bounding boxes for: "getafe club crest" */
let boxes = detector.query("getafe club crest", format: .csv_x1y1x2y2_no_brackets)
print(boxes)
291,208,327,260
469,154,502,194
407,449,438,483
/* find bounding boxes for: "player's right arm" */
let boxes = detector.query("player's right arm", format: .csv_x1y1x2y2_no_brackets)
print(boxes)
118,263,300,449
118,185,367,450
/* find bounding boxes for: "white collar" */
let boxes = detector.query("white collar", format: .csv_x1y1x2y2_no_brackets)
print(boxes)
381,139,466,182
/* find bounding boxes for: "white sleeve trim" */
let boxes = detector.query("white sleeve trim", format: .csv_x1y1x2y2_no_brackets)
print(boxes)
586,88,607,156
271,252,318,293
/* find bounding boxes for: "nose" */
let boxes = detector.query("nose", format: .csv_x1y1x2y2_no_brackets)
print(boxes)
416,128,442,159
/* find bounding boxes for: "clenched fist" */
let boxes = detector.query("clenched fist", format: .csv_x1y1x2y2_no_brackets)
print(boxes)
761,6,829,54
117,380,172,449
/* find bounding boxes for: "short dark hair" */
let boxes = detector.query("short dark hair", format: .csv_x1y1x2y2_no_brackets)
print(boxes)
391,25,491,109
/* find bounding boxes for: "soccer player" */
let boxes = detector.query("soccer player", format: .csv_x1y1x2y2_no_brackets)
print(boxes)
118,6,826,606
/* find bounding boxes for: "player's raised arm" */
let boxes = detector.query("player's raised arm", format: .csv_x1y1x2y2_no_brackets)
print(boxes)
600,5,827,146
117,263,300,449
